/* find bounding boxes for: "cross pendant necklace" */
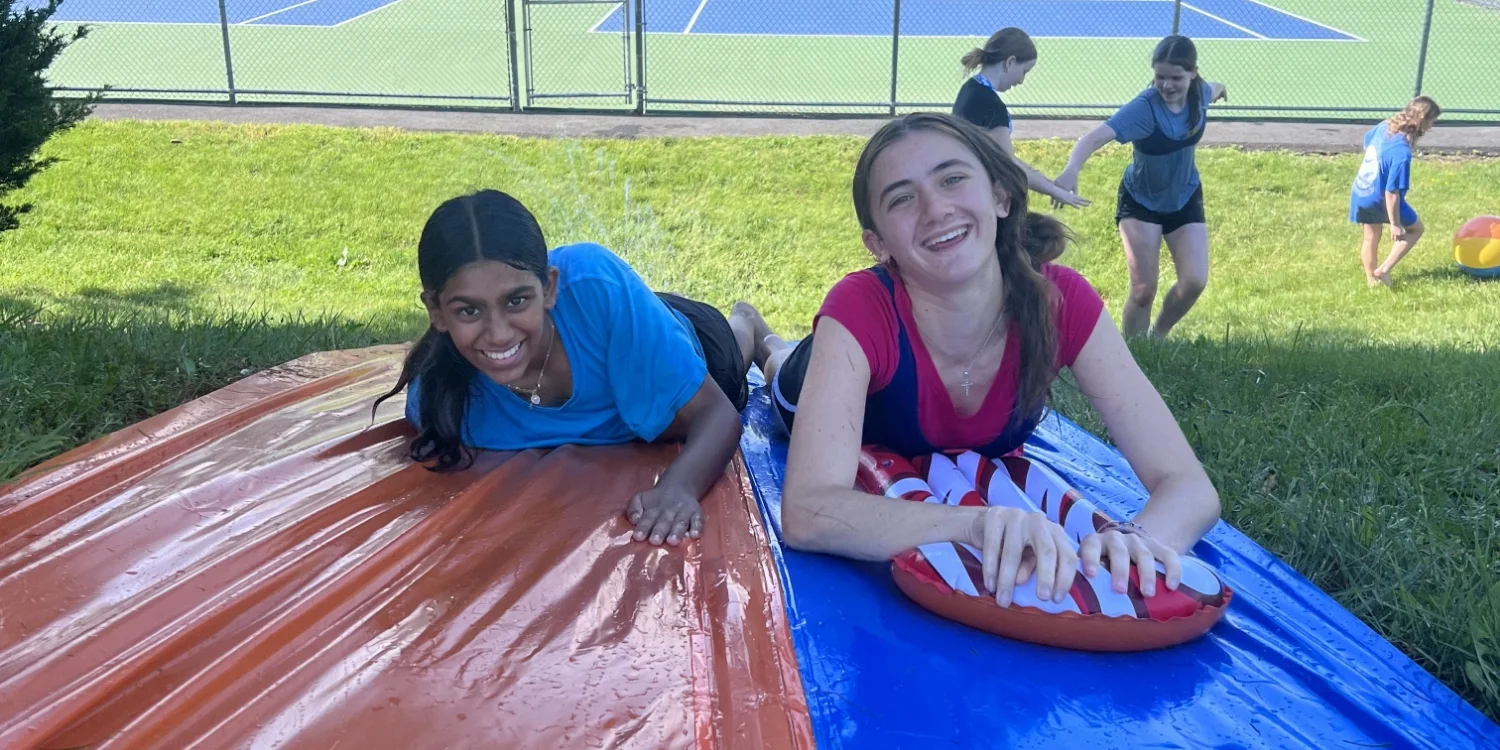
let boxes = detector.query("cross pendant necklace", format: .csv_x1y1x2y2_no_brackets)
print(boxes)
960,314,1003,398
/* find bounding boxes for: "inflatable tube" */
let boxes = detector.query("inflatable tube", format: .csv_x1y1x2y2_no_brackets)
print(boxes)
856,447,1231,651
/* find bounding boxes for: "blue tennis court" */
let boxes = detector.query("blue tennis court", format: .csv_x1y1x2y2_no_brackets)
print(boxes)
39,0,403,26
595,0,1361,40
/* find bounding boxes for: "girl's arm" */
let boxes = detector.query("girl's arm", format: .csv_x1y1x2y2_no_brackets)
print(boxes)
1053,123,1118,196
988,127,1090,209
1068,310,1222,593
627,378,742,546
1385,191,1407,236
782,318,1077,606
1206,81,1228,103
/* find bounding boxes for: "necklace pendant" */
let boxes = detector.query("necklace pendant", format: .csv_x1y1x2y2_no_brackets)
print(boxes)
961,370,972,397
529,393,542,407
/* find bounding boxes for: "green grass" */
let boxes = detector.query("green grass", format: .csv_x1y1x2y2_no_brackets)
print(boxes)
39,0,1500,119
1,119,1498,721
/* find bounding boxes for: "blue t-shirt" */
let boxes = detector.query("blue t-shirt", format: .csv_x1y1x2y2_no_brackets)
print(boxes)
1349,122,1412,215
1105,81,1212,214
404,242,709,450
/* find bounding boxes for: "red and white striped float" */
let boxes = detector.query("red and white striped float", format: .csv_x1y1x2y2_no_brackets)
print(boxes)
857,447,1232,651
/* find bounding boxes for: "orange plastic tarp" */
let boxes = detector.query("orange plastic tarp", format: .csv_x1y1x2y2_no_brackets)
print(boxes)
0,347,812,749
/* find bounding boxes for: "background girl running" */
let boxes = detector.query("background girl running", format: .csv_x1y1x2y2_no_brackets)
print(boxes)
1053,35,1227,339
1350,96,1442,287
953,27,1088,210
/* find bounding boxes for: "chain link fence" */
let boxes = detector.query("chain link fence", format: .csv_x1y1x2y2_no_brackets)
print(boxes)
35,0,1500,121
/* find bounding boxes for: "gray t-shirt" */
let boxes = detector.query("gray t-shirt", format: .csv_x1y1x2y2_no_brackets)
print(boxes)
1105,81,1211,213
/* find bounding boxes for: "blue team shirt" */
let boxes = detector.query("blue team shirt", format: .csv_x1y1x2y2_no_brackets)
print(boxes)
1105,81,1212,214
1349,123,1412,218
405,242,708,450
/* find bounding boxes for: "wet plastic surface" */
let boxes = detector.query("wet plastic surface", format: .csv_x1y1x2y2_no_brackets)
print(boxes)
0,347,812,750
739,371,1500,750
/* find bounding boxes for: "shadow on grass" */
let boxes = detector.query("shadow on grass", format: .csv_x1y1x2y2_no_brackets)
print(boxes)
1053,332,1500,722
74,281,197,309
1397,265,1500,284
0,297,423,482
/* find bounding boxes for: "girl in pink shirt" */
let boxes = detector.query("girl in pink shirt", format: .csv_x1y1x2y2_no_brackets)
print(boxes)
752,113,1221,610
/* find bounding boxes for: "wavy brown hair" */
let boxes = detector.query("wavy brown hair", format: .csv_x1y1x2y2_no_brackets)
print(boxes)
1388,96,1441,145
852,112,1072,434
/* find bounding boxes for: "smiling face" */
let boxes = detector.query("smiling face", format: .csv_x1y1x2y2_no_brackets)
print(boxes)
860,130,1011,287
1152,62,1197,106
424,259,559,387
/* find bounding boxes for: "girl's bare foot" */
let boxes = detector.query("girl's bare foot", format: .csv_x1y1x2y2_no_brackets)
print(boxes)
731,301,781,366
1372,269,1394,288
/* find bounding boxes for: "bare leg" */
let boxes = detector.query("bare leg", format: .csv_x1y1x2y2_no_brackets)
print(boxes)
730,301,791,382
1360,224,1383,287
1152,223,1210,339
1119,219,1164,337
1376,220,1425,283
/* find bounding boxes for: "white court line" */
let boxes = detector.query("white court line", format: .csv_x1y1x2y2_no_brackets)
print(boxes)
240,0,319,25
1243,0,1366,42
332,0,410,27
585,29,1364,42
684,0,711,34
1181,1,1267,39
587,3,624,34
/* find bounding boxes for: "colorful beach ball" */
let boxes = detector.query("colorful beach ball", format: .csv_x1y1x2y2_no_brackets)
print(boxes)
1454,216,1500,278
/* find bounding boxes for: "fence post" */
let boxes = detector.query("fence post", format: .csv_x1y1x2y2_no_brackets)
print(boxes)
1171,0,1181,34
634,0,646,114
505,0,521,111
217,0,237,104
888,0,901,116
1413,0,1436,97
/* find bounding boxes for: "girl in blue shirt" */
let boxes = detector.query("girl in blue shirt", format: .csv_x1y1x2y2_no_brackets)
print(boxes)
1053,36,1226,339
1349,96,1441,287
375,190,780,547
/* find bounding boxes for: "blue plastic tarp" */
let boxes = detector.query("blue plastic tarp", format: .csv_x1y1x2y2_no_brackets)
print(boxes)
738,372,1499,749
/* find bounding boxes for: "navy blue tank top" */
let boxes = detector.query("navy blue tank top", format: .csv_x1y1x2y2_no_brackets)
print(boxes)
860,267,1042,458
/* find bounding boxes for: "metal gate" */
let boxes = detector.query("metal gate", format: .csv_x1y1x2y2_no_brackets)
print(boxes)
519,0,644,111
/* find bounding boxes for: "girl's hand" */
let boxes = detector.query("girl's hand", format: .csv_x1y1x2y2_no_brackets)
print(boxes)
626,485,703,546
1050,169,1084,210
966,506,1078,607
1049,185,1091,210
1213,85,1228,103
1078,525,1182,597
1053,168,1080,196
1392,224,1409,241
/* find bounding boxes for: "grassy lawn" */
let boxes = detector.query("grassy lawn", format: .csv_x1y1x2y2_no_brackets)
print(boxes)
1,120,1497,720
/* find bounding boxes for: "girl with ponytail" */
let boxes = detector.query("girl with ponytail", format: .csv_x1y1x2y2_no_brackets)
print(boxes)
374,189,784,547
768,113,1221,609
1054,35,1227,339
952,27,1089,210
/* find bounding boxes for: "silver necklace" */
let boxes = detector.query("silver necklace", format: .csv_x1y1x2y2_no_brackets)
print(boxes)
960,312,1004,398
507,318,555,409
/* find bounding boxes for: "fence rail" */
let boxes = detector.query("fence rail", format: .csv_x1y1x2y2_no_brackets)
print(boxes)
37,0,1500,121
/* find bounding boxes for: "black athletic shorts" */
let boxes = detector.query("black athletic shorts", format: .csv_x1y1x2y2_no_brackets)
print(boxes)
1115,182,1206,236
768,334,816,435
657,292,749,412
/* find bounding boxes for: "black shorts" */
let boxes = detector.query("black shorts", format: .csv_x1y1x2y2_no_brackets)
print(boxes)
768,334,816,434
1115,182,1206,236
657,293,749,412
